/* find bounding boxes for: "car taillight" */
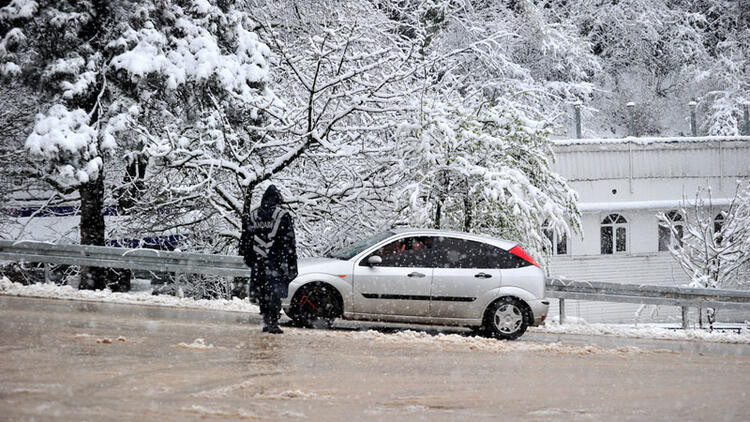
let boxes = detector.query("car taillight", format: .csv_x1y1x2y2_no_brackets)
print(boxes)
508,245,539,267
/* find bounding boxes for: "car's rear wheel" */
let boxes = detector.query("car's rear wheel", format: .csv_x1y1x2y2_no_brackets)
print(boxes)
288,283,341,329
481,297,529,340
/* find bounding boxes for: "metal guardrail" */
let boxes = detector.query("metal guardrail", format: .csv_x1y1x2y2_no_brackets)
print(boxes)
0,240,251,278
2,240,748,329
546,277,750,329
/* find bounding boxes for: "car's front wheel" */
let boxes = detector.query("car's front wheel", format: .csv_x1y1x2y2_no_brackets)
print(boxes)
288,283,341,329
481,297,529,340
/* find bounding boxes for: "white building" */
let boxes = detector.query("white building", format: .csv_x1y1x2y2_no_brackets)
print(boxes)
547,136,750,324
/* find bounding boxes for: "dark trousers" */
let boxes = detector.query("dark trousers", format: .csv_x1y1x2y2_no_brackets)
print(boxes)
258,282,282,327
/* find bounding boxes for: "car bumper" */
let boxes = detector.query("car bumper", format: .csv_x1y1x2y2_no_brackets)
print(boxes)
527,299,550,326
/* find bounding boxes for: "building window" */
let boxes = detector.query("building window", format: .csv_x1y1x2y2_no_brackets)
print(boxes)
543,227,568,255
658,210,684,251
601,213,627,254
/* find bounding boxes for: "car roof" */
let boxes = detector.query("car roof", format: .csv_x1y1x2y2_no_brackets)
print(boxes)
389,227,518,250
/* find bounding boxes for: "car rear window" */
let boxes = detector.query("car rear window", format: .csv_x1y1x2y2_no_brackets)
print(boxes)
431,237,531,269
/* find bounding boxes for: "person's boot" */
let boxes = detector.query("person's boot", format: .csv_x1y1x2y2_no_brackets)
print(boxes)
266,325,283,334
266,315,283,334
261,313,270,332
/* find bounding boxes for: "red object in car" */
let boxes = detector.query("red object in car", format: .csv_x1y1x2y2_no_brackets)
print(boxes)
509,245,539,267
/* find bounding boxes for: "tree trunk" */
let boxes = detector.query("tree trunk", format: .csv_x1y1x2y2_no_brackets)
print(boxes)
117,151,148,212
434,198,443,229
463,194,473,232
79,173,107,290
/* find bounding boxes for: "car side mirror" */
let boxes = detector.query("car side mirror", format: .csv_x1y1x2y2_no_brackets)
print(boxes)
367,255,382,266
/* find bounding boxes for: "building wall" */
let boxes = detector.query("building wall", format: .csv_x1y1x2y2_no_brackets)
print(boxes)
552,136,750,257
546,136,750,323
569,209,678,256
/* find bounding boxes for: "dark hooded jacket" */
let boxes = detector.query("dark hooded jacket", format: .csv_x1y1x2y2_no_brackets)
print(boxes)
240,185,298,297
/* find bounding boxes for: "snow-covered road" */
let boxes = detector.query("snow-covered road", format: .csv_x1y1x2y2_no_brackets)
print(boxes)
1,295,748,421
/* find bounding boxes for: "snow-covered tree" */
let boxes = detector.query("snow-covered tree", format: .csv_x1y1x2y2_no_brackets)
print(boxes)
409,0,600,135
0,0,270,288
123,0,424,255
1,1,124,288
692,1,750,135
658,183,750,289
398,100,579,259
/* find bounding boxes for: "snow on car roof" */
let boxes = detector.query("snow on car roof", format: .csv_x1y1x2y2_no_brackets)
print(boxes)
390,227,517,250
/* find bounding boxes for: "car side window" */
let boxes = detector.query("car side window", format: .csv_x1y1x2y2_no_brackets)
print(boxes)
430,237,484,268
361,236,435,267
432,237,529,269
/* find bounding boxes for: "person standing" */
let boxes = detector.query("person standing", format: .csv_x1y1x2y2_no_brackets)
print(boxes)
240,185,298,334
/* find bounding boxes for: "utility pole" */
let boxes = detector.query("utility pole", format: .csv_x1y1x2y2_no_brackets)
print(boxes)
689,101,697,136
573,103,582,139
627,102,637,137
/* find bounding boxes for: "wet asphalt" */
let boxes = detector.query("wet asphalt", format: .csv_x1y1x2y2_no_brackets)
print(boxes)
1,295,749,421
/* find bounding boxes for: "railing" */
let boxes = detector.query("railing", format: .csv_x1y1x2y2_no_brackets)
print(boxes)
0,240,251,278
546,278,750,329
2,240,749,330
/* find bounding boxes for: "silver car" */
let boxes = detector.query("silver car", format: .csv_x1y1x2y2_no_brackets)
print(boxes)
282,228,549,340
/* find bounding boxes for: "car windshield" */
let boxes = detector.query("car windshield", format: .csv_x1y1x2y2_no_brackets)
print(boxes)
327,230,395,260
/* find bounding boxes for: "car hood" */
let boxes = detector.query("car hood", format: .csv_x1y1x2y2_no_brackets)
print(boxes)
298,257,353,275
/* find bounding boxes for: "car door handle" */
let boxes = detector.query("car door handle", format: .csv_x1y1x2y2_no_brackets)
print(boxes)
407,272,426,278
474,272,492,279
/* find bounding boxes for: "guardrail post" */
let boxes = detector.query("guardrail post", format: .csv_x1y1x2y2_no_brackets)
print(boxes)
559,298,566,324
681,306,689,330
44,263,51,284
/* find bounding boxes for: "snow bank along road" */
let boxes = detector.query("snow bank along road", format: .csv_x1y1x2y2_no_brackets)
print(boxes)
1,296,749,421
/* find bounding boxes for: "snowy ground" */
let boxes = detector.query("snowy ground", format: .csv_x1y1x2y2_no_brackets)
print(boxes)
0,276,260,314
1,294,749,422
2,276,750,345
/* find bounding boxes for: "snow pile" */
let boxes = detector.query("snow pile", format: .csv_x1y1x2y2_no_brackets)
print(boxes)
194,381,324,401
0,277,260,314
177,338,214,350
192,380,256,398
183,405,261,419
303,329,650,356
534,322,750,344
255,390,321,400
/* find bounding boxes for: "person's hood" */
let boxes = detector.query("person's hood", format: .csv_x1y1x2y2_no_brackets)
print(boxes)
259,184,283,217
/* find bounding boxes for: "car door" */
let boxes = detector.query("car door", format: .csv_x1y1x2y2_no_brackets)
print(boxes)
429,237,503,319
352,236,435,316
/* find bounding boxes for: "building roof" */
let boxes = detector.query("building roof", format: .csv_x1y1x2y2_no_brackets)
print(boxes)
553,135,750,147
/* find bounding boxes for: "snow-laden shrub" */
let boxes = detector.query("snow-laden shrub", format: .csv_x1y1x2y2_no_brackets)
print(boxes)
658,183,750,289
